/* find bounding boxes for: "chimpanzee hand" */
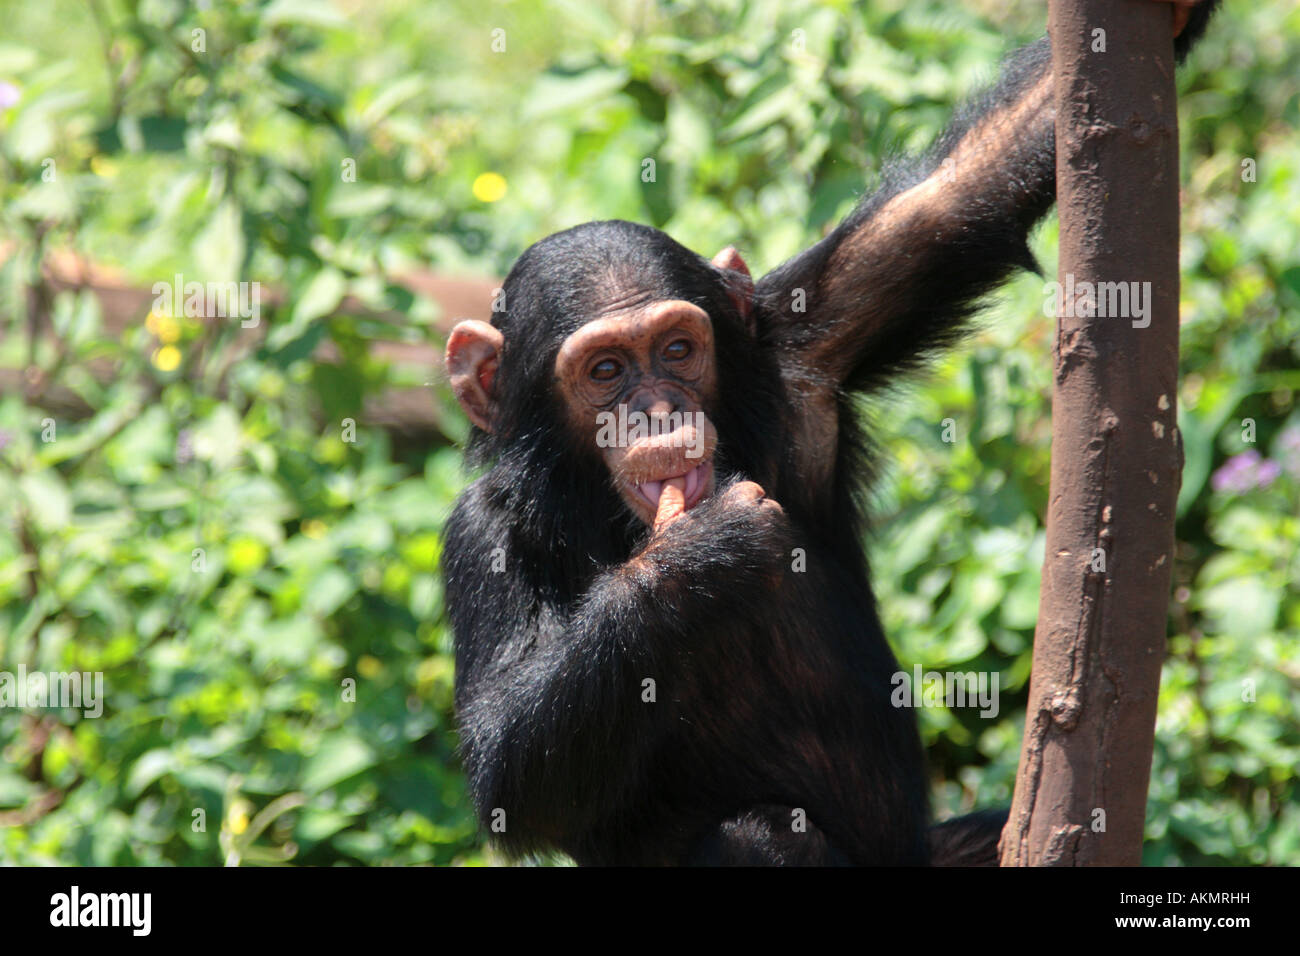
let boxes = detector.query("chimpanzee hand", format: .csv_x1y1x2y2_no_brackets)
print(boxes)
710,479,786,527
653,478,784,535
1153,0,1201,38
642,478,790,589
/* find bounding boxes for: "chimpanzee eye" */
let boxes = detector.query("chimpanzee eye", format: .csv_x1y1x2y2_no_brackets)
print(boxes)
664,339,692,361
590,358,622,382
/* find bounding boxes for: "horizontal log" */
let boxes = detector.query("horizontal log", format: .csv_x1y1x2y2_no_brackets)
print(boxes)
2,248,502,440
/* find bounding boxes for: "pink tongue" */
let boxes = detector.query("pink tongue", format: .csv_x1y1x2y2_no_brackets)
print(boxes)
654,476,688,530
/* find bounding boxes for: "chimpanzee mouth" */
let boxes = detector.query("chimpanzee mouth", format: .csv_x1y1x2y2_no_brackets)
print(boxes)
636,460,713,513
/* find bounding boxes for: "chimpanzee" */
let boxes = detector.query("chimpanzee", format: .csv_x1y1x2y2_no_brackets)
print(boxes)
440,1,1218,865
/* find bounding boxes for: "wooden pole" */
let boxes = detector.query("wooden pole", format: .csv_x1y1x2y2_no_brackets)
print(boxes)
1002,0,1183,866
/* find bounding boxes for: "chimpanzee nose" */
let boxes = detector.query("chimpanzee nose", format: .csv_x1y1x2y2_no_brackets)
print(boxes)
629,392,685,418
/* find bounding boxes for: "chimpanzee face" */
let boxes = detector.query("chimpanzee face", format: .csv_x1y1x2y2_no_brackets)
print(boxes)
552,296,719,527
444,222,754,529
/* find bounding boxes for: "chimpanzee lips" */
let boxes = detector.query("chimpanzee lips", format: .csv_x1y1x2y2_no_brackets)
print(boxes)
637,460,712,513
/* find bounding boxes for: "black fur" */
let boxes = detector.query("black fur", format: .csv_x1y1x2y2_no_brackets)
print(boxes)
442,7,1217,866
929,808,1011,867
446,218,929,865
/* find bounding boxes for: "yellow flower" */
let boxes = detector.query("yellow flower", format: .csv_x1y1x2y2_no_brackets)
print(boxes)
153,313,181,343
152,345,182,371
90,156,118,178
416,656,450,688
301,518,327,539
472,171,507,203
227,537,268,575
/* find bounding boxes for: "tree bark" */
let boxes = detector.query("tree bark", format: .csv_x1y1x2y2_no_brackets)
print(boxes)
1001,0,1184,866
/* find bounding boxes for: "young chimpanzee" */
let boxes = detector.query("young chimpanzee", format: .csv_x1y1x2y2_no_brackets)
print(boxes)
441,2,1218,865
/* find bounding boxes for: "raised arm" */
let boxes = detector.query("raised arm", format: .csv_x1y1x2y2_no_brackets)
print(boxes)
754,1,1218,395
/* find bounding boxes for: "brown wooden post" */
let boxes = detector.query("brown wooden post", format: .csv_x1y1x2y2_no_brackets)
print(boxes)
1001,0,1183,866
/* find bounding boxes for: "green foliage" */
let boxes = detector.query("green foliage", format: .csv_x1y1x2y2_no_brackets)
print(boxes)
0,0,1295,865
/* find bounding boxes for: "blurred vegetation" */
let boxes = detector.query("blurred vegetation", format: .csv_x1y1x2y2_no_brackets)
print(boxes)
0,0,1296,866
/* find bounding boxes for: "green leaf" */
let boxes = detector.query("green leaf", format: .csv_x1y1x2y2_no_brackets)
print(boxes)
263,0,348,28
521,67,629,120
267,268,346,351
20,470,71,532
302,737,376,793
194,200,245,287
127,749,175,797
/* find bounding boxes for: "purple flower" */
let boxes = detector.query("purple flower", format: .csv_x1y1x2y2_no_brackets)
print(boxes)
0,82,19,110
0,429,12,451
1211,449,1281,494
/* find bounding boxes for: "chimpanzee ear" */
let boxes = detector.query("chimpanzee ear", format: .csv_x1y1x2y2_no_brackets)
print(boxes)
445,319,504,433
711,246,755,333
